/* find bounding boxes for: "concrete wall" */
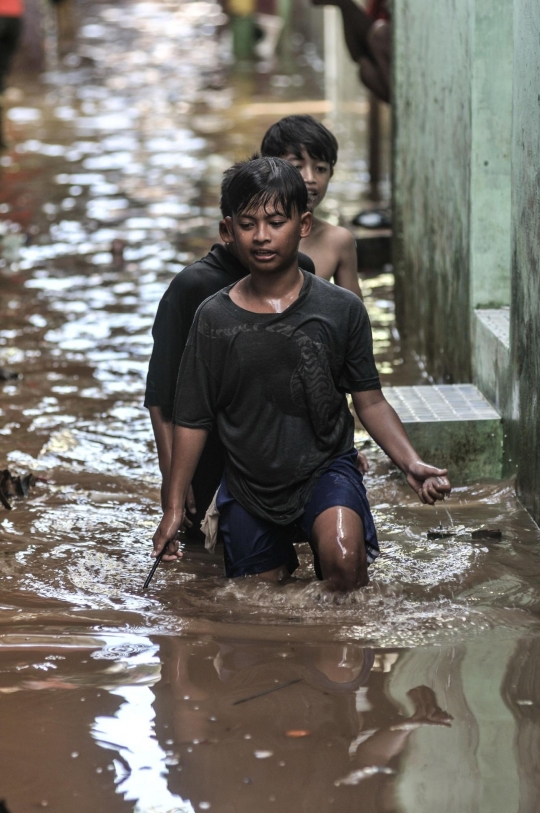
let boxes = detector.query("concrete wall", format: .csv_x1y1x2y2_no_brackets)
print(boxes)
469,0,513,311
393,0,540,524
393,0,473,381
393,0,513,383
510,0,540,521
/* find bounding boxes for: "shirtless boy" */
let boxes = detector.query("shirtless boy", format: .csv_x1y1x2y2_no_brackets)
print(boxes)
152,157,450,591
261,115,363,298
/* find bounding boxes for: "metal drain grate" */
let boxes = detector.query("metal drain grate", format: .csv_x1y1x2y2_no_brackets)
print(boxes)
384,385,500,423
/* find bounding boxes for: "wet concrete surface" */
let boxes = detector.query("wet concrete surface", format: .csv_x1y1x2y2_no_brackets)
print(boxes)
1,2,540,811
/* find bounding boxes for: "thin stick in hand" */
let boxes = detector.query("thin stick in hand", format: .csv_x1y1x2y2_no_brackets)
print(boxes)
143,547,166,590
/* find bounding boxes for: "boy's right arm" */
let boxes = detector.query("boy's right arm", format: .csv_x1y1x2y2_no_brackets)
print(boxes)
152,425,209,561
149,406,173,509
149,405,197,517
146,277,198,513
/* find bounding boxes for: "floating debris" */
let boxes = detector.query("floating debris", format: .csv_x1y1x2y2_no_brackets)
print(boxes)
0,469,36,510
0,368,20,382
427,524,455,540
285,730,311,738
232,678,302,706
471,527,503,540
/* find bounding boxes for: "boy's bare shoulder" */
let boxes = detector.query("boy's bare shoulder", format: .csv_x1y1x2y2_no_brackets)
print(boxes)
316,220,356,251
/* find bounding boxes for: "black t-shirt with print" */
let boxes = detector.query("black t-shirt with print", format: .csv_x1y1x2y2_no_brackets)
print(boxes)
174,271,380,525
144,243,315,415
144,243,315,537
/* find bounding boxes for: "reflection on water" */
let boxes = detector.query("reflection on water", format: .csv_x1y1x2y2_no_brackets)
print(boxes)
2,631,539,813
91,637,195,813
95,686,195,813
1,0,540,810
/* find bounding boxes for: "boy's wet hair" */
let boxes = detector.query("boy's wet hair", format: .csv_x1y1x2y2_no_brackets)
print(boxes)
260,115,338,169
221,155,308,219
220,156,256,218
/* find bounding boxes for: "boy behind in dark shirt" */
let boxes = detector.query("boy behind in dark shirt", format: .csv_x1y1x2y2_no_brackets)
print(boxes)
145,167,316,538
153,157,450,591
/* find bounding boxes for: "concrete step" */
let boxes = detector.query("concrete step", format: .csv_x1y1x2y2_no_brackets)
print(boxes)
383,384,502,482
473,308,511,418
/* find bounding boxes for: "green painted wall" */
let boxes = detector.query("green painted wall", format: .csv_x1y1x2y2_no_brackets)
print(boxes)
393,0,473,382
382,0,540,520
470,0,513,310
393,0,513,382
510,0,540,523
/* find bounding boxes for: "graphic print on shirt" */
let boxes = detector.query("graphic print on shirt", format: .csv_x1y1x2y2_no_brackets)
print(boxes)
202,318,347,447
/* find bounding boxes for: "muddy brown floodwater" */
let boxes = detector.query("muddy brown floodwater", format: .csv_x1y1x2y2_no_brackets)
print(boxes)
1,3,540,812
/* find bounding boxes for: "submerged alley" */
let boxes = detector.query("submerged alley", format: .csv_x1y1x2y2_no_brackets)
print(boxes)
0,1,540,812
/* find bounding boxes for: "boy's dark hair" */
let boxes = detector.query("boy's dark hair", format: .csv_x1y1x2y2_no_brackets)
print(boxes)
260,115,338,169
221,155,308,219
220,154,258,218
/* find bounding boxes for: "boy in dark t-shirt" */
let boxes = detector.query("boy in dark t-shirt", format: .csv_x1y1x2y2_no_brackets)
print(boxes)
145,168,316,538
153,158,451,591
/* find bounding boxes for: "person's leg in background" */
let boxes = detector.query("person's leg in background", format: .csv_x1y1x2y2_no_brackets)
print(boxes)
255,0,284,61
311,1,392,221
362,18,390,102
312,0,372,63
311,0,390,103
0,14,23,148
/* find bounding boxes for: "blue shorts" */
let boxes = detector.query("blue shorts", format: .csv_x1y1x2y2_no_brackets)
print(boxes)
216,449,379,578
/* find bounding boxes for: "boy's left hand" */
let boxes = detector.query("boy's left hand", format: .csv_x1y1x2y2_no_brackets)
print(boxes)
406,461,451,505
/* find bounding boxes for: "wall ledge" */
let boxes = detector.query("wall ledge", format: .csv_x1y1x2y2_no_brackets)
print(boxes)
472,307,511,420
474,308,510,350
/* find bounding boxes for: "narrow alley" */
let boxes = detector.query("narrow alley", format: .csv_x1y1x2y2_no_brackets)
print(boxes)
1,2,540,812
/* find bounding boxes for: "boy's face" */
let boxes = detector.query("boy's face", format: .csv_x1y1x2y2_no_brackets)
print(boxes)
281,147,332,212
221,200,311,274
